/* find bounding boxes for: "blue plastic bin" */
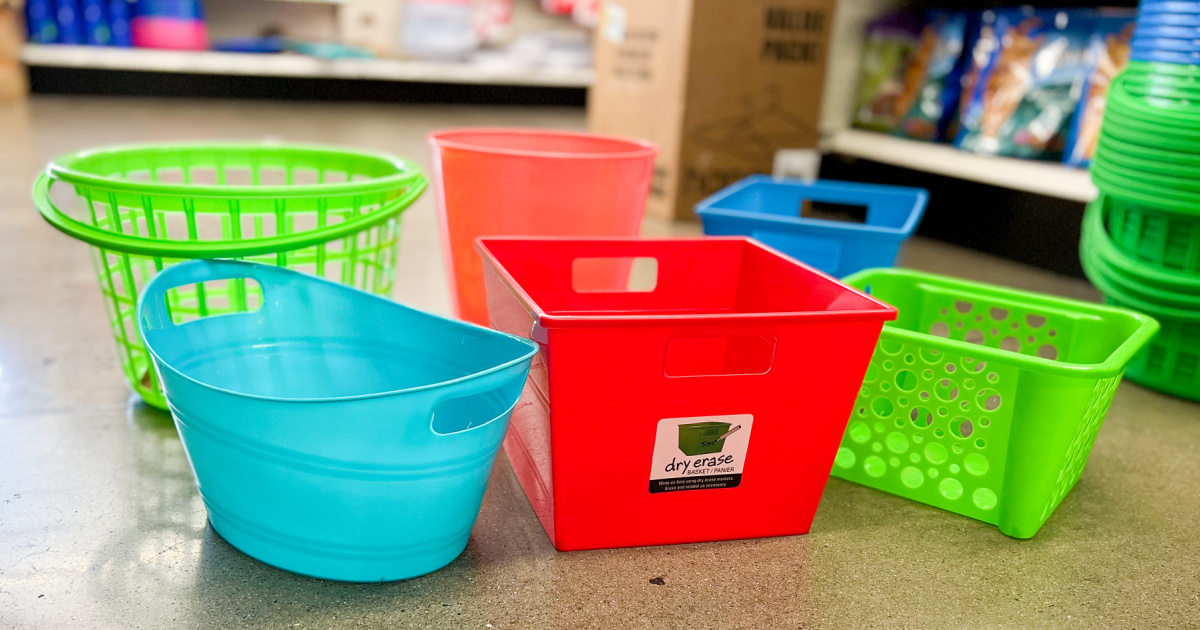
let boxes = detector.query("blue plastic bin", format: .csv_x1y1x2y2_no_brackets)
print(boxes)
1138,12,1200,25
1131,47,1200,63
137,260,537,582
695,175,928,278
1140,0,1200,14
1132,36,1200,52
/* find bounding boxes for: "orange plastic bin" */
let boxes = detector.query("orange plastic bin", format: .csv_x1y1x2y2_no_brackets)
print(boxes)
428,129,657,325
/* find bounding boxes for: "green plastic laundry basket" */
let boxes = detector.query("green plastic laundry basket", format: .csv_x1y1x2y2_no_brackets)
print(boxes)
833,269,1158,539
677,422,733,456
33,143,426,409
1081,211,1200,403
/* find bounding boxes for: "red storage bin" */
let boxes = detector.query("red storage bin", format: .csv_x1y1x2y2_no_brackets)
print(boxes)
478,237,897,551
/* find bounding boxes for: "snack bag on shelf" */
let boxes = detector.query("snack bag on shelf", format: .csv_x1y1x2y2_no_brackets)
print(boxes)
894,10,970,142
955,8,1095,160
852,12,923,132
1063,9,1135,168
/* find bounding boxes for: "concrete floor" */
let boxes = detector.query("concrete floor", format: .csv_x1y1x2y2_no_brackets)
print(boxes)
1,97,1199,630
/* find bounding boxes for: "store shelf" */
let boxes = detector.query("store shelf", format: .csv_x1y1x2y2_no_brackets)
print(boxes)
826,129,1097,203
20,44,594,88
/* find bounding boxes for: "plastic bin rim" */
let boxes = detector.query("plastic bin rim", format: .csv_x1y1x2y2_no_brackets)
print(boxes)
843,267,1161,378
43,141,425,198
1084,247,1200,321
476,236,898,329
694,175,928,237
33,172,427,258
427,127,657,160
136,261,539,404
1085,195,1200,292
1081,207,1200,311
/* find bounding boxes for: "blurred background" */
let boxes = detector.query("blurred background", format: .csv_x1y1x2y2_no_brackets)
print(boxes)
0,0,1145,283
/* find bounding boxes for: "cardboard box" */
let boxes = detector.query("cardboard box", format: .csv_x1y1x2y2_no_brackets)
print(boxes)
588,0,834,220
0,5,28,103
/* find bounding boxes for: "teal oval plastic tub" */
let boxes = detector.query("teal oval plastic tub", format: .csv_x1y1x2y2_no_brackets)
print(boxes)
137,260,536,582
833,269,1158,539
695,175,928,278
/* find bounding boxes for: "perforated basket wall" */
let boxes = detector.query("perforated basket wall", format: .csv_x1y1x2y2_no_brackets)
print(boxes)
1104,194,1200,276
1108,297,1200,402
833,271,1151,539
35,144,425,409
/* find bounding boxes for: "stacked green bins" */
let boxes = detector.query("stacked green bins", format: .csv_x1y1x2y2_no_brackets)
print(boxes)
832,269,1158,538
1082,197,1200,402
33,143,426,409
1085,60,1200,401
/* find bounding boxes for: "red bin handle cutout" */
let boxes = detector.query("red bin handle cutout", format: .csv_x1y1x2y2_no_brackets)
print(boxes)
663,335,778,378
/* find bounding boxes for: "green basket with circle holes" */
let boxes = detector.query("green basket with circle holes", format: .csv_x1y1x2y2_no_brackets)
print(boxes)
832,269,1158,539
33,143,427,409
1081,203,1200,402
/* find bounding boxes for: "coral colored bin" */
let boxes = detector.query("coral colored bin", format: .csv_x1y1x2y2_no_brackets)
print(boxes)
429,129,656,326
478,237,897,551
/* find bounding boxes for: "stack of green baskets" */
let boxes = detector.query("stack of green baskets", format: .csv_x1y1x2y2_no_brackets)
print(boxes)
1084,60,1200,402
34,143,426,409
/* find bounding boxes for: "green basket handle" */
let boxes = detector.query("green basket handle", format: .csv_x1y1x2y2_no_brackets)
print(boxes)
429,364,531,438
33,171,427,259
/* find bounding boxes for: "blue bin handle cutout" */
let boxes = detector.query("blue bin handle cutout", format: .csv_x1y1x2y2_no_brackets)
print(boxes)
430,363,528,436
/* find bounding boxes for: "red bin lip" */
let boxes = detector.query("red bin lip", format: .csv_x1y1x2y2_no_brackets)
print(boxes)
476,235,898,329
428,128,658,161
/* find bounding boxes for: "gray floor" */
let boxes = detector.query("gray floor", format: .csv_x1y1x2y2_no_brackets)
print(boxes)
1,97,1198,629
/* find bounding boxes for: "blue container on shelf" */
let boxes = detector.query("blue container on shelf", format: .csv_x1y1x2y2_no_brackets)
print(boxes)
1134,25,1200,38
26,0,59,43
82,0,111,45
1139,0,1200,14
1131,47,1200,63
1138,12,1200,25
695,175,929,277
108,0,133,46
137,260,537,582
1132,35,1200,52
53,0,84,44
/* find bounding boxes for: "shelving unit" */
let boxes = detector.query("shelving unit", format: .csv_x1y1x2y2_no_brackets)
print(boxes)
20,44,593,88
825,128,1097,203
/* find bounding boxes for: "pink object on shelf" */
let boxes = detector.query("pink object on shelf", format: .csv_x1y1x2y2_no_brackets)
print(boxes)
131,16,208,50
541,0,574,15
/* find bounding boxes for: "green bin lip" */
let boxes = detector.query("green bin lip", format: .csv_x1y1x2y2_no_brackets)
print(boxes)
46,142,424,197
842,268,1161,379
32,142,427,258
1091,163,1200,214
1083,197,1200,296
1128,59,1200,78
1082,238,1200,322
1081,212,1200,319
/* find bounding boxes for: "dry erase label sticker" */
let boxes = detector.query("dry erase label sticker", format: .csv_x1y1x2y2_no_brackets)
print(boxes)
601,2,627,44
649,414,753,494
